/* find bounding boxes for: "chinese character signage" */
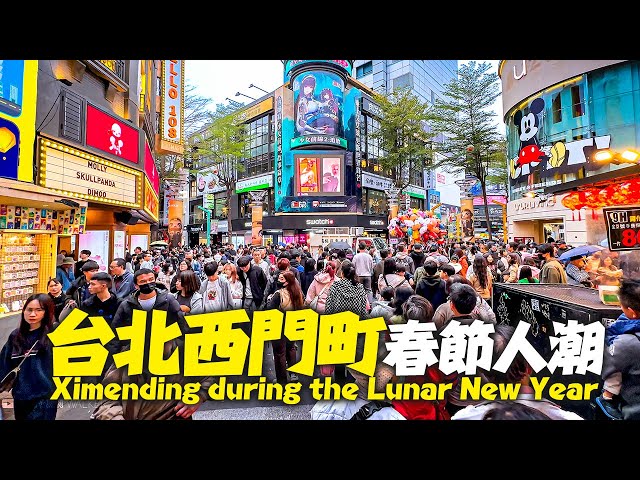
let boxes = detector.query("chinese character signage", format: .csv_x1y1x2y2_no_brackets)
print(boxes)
604,206,640,251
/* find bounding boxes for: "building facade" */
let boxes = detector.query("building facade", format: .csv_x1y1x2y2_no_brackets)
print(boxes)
500,60,640,246
186,60,461,249
0,59,169,319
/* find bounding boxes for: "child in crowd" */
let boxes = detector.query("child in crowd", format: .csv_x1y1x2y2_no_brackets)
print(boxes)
596,279,640,420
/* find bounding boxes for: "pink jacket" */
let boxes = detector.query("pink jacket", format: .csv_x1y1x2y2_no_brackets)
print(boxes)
305,272,335,313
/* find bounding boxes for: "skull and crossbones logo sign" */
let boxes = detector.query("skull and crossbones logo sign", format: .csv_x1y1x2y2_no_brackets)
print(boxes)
109,123,124,155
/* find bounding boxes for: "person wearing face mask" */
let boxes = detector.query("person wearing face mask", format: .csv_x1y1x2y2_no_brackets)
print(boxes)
95,268,213,420
156,262,176,291
105,268,189,361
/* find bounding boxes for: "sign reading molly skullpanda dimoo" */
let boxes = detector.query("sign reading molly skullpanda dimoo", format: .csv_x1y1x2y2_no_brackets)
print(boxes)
38,138,142,208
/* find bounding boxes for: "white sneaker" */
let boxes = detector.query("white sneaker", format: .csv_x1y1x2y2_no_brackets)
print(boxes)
289,373,299,382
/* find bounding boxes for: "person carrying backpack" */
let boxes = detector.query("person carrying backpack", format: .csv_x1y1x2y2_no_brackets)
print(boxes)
393,243,415,275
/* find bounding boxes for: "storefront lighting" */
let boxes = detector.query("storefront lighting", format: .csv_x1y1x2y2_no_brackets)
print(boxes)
594,148,640,165
594,150,613,162
524,191,537,198
621,149,640,162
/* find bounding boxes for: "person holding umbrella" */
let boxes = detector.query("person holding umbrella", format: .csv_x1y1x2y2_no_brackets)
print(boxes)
565,255,595,288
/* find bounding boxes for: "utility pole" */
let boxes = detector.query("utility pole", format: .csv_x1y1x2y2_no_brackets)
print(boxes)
197,205,212,246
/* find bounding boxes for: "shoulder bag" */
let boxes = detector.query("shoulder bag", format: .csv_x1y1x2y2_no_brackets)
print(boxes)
309,284,330,311
0,340,39,393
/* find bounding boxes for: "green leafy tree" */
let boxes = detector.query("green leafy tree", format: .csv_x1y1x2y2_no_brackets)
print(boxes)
157,84,213,181
370,87,435,206
189,112,248,237
430,61,507,238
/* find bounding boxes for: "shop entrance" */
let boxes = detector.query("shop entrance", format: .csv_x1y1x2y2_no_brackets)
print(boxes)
543,220,564,242
513,218,565,244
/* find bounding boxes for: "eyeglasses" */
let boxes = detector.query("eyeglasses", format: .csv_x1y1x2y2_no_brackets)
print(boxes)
26,308,45,314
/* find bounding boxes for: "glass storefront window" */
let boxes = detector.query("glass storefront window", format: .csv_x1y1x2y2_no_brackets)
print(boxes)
238,190,274,218
363,189,387,216
410,197,424,210
214,192,227,219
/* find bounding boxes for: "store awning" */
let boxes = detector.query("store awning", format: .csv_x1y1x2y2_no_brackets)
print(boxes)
0,178,89,210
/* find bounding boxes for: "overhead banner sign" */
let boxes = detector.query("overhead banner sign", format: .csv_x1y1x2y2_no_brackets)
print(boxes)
236,173,273,194
159,60,184,155
38,138,141,208
196,166,225,194
603,205,640,251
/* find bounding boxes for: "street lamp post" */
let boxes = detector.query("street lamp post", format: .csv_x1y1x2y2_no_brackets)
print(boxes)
249,84,269,94
197,205,212,246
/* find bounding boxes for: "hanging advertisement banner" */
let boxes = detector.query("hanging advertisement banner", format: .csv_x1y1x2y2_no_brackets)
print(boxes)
167,198,183,247
460,197,475,239
251,204,263,246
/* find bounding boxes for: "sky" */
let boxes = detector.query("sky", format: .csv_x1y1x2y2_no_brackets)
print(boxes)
185,59,504,128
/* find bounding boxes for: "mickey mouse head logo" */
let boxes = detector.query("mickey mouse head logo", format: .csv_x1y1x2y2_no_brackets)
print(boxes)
513,98,548,168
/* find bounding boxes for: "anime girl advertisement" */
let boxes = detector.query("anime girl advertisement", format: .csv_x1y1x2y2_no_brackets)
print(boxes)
293,70,344,139
297,157,319,194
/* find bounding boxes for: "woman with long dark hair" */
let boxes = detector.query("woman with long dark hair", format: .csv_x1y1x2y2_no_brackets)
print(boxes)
518,265,539,284
376,257,409,299
0,294,58,420
468,254,492,302
266,271,305,384
173,270,204,315
300,257,317,296
47,278,74,324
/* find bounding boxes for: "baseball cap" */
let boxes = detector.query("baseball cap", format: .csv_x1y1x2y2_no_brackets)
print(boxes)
62,257,75,266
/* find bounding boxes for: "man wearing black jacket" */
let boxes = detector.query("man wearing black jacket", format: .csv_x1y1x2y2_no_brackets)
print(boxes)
106,268,188,358
415,259,448,311
67,260,100,305
410,243,426,269
100,268,210,419
237,255,267,312
81,272,122,380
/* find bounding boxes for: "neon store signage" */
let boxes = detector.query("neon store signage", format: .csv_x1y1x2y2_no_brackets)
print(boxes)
85,104,140,164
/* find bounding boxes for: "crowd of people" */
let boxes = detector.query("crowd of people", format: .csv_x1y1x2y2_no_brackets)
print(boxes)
2,235,640,420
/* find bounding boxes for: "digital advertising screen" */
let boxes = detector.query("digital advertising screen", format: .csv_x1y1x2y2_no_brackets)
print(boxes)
295,154,343,196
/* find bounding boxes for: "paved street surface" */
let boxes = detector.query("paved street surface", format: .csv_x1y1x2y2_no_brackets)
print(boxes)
1,341,318,421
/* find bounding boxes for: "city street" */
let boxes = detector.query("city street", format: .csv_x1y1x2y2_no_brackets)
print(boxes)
1,340,318,420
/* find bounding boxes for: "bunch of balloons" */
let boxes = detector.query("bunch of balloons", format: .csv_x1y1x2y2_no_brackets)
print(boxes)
388,209,447,244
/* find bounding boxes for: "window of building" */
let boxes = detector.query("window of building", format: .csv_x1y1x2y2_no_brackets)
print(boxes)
571,85,584,118
356,61,373,79
240,114,273,179
362,114,384,173
190,179,197,198
238,190,274,218
552,92,562,123
393,73,413,90
214,191,228,219
409,163,423,188
363,189,387,216
409,197,423,210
